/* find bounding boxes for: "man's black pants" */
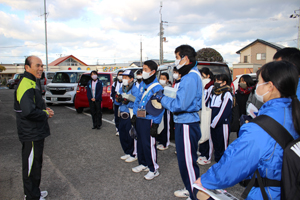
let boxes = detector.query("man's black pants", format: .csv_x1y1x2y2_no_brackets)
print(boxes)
89,100,102,128
22,139,44,200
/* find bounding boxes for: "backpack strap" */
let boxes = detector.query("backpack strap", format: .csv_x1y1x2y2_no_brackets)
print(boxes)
251,115,294,149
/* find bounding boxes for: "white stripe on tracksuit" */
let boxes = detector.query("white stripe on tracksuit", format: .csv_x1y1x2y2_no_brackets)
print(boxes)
211,92,231,128
166,110,170,147
28,142,34,176
150,136,159,171
183,124,196,191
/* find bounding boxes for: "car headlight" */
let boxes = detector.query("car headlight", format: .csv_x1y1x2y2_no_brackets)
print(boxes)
66,87,74,91
46,86,50,91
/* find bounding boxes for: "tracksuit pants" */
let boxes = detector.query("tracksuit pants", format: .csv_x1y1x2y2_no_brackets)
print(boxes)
199,136,213,161
114,104,120,131
136,118,159,172
22,139,44,200
156,110,170,148
210,124,229,162
175,122,201,200
119,116,134,157
89,100,102,128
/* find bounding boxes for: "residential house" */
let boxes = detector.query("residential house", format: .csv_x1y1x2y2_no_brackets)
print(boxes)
232,39,284,78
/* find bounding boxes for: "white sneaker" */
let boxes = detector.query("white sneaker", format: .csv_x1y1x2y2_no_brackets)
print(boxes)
24,191,48,200
174,188,189,198
144,170,159,180
120,154,130,160
157,144,163,148
197,156,206,163
157,145,168,151
125,156,137,163
132,165,148,173
197,156,211,165
116,132,119,136
41,191,48,198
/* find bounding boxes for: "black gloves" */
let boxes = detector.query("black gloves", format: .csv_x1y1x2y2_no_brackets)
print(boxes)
131,115,137,126
115,94,123,102
150,123,159,137
122,98,129,105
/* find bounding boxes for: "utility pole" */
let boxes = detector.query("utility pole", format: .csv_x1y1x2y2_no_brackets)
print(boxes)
140,36,143,68
159,2,168,65
290,8,300,49
44,0,49,71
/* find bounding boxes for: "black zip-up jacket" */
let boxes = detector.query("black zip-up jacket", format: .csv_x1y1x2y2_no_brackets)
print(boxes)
14,71,50,142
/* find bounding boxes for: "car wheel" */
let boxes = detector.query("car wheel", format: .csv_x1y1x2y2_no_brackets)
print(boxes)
13,85,17,89
76,107,83,113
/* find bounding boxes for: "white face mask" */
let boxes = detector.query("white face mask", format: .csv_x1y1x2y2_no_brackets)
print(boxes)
91,75,97,80
123,79,129,86
173,73,179,80
118,75,123,81
136,75,142,79
175,57,186,70
142,71,153,80
255,82,269,103
159,79,166,85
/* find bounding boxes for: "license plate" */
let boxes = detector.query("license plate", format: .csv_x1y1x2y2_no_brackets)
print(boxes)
51,97,57,102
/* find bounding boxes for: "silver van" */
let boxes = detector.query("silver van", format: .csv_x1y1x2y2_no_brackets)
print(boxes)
45,70,86,105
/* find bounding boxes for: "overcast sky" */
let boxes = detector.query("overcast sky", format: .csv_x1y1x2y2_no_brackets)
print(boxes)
0,0,299,66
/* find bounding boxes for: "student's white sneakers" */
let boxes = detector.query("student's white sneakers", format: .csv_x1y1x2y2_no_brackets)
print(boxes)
132,165,149,173
125,156,137,162
174,188,189,198
157,144,169,151
197,156,211,165
120,154,130,160
144,170,159,180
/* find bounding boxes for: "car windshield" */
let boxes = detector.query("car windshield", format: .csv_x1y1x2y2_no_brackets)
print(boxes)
79,74,111,86
197,64,232,83
52,72,83,83
47,73,55,79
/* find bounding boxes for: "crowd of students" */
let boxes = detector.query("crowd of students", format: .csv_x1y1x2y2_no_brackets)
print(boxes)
107,45,300,200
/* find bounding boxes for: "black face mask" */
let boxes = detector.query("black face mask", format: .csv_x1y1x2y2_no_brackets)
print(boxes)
214,82,221,89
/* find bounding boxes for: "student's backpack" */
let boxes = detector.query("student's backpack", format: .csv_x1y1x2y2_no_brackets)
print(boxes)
241,115,300,200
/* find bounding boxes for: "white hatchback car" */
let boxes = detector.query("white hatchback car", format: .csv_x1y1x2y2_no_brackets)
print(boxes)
45,70,86,105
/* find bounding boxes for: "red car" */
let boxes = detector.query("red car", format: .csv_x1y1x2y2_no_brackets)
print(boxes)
74,72,114,113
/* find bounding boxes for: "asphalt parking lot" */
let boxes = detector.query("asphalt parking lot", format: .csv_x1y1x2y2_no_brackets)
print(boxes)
0,88,244,200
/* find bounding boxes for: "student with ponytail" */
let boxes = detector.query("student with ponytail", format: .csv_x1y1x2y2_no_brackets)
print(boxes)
194,60,300,200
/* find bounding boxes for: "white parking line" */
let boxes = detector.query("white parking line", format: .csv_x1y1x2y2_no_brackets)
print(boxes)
65,106,176,147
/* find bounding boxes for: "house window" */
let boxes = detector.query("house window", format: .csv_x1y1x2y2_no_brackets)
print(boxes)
256,53,266,60
244,56,248,63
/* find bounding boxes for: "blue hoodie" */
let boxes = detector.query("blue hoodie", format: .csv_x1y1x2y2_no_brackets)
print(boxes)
161,64,202,123
201,98,299,200
133,77,165,124
297,77,300,101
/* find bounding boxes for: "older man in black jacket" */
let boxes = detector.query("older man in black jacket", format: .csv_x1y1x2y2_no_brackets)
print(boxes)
14,56,54,200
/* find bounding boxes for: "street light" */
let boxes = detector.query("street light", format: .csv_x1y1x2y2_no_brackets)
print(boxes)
290,8,300,49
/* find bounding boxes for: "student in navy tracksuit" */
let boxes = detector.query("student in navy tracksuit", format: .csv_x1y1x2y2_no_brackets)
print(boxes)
206,74,232,163
131,60,164,181
117,70,139,163
87,70,103,129
111,70,123,135
156,72,172,151
154,45,202,200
